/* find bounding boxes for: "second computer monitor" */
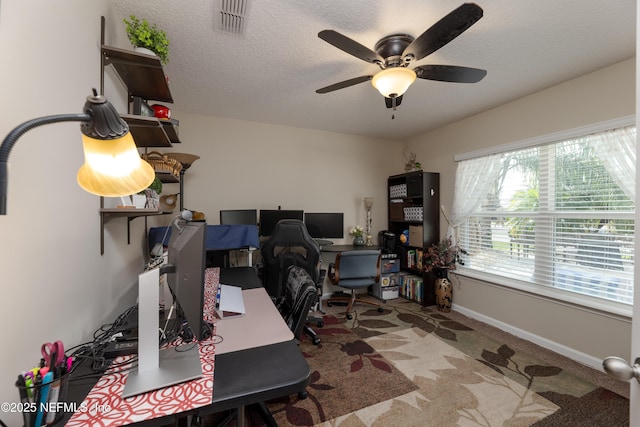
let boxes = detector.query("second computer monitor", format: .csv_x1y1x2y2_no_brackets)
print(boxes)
304,212,344,239
220,209,258,225
259,209,304,236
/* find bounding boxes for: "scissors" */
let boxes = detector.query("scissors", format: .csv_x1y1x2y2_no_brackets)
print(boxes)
41,340,65,368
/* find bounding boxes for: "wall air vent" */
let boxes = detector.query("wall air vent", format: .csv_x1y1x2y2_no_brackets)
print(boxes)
214,0,250,36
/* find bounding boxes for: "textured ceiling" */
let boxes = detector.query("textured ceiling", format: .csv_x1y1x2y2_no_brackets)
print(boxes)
110,0,635,140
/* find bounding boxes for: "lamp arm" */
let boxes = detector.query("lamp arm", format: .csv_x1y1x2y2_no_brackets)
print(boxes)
0,113,91,215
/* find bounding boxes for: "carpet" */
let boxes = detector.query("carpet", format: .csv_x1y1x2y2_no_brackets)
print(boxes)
207,298,629,426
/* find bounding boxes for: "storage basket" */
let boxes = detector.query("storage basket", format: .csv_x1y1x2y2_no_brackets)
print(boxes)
142,151,183,179
164,153,200,170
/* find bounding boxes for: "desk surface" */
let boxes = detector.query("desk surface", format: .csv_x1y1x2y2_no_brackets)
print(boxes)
64,267,309,426
215,287,293,355
321,244,381,252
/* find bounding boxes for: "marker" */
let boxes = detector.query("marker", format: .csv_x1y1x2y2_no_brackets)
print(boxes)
23,372,34,400
45,368,62,425
33,371,52,427
16,375,32,427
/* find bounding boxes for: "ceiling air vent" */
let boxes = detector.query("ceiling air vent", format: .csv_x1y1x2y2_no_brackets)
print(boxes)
215,0,250,36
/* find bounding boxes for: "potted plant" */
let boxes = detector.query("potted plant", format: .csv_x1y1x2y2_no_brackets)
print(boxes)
349,225,365,246
423,237,467,312
123,15,170,64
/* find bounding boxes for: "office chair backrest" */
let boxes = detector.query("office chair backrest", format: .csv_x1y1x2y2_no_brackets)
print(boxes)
332,250,381,283
261,219,321,298
278,266,318,340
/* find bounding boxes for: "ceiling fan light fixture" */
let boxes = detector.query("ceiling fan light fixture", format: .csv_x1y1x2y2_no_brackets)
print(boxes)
371,67,417,98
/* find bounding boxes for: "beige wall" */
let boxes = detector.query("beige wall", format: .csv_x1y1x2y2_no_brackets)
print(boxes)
162,113,402,231
408,58,635,365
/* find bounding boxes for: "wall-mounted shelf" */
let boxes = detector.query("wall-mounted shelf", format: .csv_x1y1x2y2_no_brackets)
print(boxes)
121,115,174,147
101,45,173,102
99,16,194,254
100,208,170,254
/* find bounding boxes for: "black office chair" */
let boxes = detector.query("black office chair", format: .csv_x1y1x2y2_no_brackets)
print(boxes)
277,266,319,342
261,219,323,344
327,249,384,320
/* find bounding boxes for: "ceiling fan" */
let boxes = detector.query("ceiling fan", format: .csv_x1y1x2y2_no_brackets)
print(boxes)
316,3,487,111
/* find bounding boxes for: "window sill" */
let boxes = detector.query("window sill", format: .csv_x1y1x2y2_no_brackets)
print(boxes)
452,268,632,321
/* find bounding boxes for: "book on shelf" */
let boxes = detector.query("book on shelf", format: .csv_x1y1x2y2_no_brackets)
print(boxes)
399,274,424,303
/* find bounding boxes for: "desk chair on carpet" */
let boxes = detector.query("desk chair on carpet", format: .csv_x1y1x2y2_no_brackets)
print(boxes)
277,266,319,343
261,219,323,344
327,249,384,320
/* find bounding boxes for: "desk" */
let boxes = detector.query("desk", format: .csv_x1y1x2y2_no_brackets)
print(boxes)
64,267,309,426
321,244,381,252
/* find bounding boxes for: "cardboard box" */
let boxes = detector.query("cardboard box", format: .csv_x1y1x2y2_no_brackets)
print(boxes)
409,225,423,247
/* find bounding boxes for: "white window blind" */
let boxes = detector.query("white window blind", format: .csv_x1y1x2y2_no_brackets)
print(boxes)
455,125,636,307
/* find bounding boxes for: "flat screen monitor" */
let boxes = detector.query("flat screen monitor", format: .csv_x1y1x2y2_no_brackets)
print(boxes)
304,212,344,239
167,220,208,341
220,209,258,225
259,209,304,236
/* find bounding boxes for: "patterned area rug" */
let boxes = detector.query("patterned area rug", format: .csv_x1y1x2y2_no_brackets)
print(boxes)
206,298,629,426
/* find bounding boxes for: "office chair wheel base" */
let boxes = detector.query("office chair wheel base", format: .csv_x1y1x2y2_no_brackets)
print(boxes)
298,390,308,399
317,320,324,328
327,301,333,307
377,307,384,313
346,313,353,320
312,336,321,345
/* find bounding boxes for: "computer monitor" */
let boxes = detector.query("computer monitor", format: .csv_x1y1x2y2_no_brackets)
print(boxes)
122,219,206,398
304,212,344,239
167,220,208,341
259,209,304,236
220,209,258,225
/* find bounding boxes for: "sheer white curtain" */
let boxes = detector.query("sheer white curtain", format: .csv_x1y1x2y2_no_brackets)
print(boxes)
449,153,503,239
587,126,636,199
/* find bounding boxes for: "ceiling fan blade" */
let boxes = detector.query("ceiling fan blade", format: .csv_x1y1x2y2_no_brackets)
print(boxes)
403,3,483,62
318,30,384,65
316,75,373,94
414,65,487,83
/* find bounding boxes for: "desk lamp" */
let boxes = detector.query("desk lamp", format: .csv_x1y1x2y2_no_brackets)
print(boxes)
364,196,374,246
0,89,155,214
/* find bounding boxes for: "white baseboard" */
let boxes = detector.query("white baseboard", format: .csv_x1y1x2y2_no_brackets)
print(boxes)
453,304,605,372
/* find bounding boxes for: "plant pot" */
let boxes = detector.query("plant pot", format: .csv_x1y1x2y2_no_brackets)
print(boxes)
353,235,365,246
134,46,157,57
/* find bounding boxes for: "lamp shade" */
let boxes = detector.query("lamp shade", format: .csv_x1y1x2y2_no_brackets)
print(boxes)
371,67,417,98
77,132,155,196
0,90,157,214
364,197,374,209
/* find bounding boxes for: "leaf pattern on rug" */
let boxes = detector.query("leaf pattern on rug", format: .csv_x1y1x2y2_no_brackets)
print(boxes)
227,299,628,427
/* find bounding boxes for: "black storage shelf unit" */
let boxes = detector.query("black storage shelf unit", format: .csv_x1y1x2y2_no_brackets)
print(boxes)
387,170,440,305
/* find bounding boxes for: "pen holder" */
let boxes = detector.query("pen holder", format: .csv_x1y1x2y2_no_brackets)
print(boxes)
15,371,70,426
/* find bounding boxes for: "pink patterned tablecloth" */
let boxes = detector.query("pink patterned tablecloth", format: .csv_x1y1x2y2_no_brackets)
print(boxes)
67,268,222,426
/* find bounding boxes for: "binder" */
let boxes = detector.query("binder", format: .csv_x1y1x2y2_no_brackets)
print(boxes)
215,284,246,319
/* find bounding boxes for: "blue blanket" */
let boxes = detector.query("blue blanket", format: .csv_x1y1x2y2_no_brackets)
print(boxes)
149,224,260,252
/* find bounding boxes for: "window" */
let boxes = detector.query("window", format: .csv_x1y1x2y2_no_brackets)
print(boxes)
453,124,636,308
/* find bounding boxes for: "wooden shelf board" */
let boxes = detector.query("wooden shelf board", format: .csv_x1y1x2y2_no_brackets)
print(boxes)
102,45,173,103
